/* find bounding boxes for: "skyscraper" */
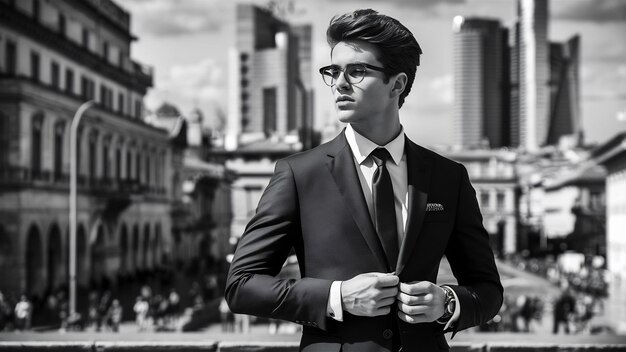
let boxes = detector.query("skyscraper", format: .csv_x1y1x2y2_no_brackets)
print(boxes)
547,35,581,146
226,4,313,150
453,16,510,149
517,0,550,151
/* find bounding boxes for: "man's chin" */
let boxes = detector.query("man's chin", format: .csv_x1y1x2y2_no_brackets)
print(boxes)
336,111,357,123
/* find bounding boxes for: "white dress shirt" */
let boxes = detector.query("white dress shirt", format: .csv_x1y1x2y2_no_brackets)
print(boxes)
326,124,459,330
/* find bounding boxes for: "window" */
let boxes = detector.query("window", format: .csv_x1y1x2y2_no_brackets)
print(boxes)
116,148,122,181
81,76,94,100
102,138,110,180
103,41,109,62
100,84,107,107
118,51,124,67
58,14,66,37
88,131,98,180
135,99,142,119
31,113,43,177
480,191,490,209
136,153,141,182
126,149,132,180
263,87,277,134
53,121,65,180
30,51,40,82
51,61,60,89
496,191,505,210
118,93,124,114
5,41,17,76
32,0,40,23
65,68,74,94
145,154,151,186
82,28,89,48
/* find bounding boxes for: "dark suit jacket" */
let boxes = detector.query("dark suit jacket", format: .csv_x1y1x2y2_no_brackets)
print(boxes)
226,131,503,352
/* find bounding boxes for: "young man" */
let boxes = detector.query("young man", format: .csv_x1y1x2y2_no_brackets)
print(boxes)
226,9,503,352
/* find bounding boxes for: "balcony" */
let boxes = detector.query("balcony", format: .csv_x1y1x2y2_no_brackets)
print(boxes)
0,166,166,197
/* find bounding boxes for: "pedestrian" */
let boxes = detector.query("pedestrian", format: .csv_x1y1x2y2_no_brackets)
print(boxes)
133,296,149,332
14,294,32,331
218,297,233,332
225,8,503,351
107,299,123,333
553,287,575,334
0,291,13,331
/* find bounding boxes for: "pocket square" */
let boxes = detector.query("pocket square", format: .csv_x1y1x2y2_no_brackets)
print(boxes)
426,203,444,212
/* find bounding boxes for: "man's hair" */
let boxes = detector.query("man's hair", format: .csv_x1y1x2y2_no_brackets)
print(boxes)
326,9,422,108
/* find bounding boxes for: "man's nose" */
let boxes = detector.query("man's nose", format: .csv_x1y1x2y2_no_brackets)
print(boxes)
335,71,351,90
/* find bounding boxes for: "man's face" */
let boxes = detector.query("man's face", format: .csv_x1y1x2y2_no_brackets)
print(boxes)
330,40,394,125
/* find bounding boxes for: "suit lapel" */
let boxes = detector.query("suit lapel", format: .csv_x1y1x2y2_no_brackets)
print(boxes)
326,131,388,271
396,138,432,275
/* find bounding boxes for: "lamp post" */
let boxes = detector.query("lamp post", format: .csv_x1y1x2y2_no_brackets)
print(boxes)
69,100,94,318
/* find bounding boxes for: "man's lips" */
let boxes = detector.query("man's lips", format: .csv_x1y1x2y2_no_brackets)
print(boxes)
336,96,354,103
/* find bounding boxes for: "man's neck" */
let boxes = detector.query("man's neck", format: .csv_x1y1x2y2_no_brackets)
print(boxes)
350,119,402,146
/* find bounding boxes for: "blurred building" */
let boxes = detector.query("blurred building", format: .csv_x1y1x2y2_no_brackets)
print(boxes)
542,164,606,256
452,17,510,149
0,0,173,299
514,0,550,151
216,4,317,253
147,107,234,282
592,132,626,280
546,35,581,146
443,149,518,255
225,3,316,152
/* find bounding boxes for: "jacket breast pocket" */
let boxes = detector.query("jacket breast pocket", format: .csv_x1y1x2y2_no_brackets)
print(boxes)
423,211,449,223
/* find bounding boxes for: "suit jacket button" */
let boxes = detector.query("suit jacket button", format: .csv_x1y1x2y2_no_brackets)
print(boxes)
383,329,393,340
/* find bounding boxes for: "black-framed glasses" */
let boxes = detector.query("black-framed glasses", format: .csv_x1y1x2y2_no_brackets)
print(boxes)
318,63,386,87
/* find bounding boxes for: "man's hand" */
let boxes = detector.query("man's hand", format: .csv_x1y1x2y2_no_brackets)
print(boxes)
341,272,399,317
396,281,446,324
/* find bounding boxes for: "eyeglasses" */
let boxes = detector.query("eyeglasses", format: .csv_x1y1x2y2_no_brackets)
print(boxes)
318,63,386,87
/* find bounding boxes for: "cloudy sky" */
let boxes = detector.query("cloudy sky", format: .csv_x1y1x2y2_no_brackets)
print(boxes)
123,0,626,148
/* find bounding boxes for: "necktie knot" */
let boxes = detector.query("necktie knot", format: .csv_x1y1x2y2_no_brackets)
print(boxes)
370,148,391,167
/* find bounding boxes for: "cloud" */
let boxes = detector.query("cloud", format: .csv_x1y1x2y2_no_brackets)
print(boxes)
552,0,626,22
123,0,229,36
145,58,225,114
581,63,626,101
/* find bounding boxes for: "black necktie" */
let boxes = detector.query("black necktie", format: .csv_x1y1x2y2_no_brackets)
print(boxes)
370,148,399,271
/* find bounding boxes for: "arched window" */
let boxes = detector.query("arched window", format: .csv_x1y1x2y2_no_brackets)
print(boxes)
31,112,44,178
53,121,65,180
0,225,12,284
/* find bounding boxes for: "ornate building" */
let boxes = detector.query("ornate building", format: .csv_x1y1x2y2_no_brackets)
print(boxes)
0,0,173,299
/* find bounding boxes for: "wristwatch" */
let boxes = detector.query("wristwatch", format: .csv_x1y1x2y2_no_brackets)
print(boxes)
438,286,456,322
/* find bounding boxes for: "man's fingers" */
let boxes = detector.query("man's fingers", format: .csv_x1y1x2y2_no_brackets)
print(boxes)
399,281,432,295
397,302,429,316
376,275,400,288
397,311,428,324
397,292,433,305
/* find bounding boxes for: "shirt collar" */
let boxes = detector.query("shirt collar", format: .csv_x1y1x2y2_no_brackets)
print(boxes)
345,123,405,166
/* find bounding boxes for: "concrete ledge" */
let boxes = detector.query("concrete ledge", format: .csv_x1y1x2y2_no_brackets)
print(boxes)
94,341,218,352
1,342,626,352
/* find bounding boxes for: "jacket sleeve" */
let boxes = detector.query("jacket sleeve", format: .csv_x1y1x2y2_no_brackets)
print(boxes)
444,164,504,337
225,159,334,330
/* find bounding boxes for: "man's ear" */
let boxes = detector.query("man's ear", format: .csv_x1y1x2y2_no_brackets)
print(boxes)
390,73,407,99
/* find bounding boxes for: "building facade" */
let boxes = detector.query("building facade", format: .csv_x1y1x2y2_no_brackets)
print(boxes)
443,149,518,255
453,17,510,149
0,0,173,299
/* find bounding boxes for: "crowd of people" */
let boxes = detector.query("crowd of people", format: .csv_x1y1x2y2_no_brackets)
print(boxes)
0,292,33,332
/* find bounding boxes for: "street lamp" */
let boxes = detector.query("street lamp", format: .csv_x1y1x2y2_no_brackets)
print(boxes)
69,100,94,319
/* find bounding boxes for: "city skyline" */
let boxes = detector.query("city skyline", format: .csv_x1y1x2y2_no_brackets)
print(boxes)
124,0,626,148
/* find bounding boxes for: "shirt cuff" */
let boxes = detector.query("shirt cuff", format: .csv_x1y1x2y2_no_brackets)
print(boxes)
441,285,460,331
326,281,343,322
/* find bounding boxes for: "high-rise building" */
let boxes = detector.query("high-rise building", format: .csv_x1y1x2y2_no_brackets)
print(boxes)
0,0,175,299
226,4,314,151
453,16,510,149
517,0,550,151
547,35,581,146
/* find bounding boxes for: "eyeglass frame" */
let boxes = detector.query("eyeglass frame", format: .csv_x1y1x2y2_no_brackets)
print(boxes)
318,63,387,87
